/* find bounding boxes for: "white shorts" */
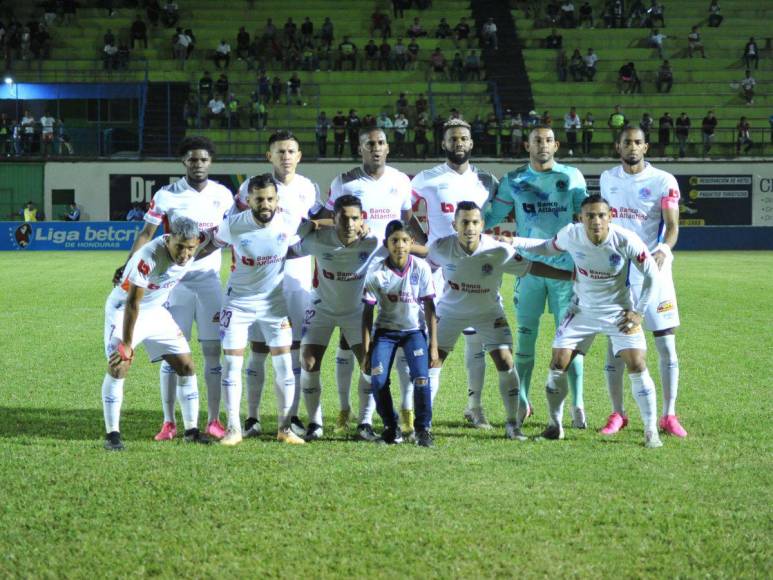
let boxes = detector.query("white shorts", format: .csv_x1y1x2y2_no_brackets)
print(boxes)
166,270,223,342
104,299,190,363
433,267,478,338
630,257,680,332
438,311,512,353
248,287,310,343
552,308,647,356
301,303,362,347
220,294,293,350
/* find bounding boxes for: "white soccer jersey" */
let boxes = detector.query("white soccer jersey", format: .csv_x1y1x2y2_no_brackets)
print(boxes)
427,234,532,319
145,177,234,274
214,210,306,301
411,163,498,244
600,163,680,250
325,166,412,239
110,235,193,309
293,230,384,317
236,173,321,291
363,255,436,331
552,222,657,314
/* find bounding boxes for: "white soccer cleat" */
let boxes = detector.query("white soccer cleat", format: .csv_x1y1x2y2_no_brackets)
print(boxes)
505,422,528,441
221,428,243,447
571,406,587,429
644,430,663,449
463,407,493,430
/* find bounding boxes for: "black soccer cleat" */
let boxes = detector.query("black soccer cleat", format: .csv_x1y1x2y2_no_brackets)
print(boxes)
104,431,124,451
379,425,404,445
355,423,378,442
415,430,434,448
289,415,306,438
183,428,211,444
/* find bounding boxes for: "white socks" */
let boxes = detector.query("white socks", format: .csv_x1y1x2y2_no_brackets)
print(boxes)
358,373,376,425
159,361,177,423
201,340,222,423
629,370,658,434
498,368,520,424
102,374,124,433
272,353,295,429
464,333,486,410
301,369,323,426
604,341,626,414
177,374,199,431
655,334,679,416
221,354,243,431
245,351,267,420
545,368,568,427
396,349,414,411
429,367,441,404
335,348,354,411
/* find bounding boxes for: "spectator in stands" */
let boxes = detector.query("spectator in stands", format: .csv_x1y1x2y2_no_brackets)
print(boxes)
581,112,594,154
465,50,481,80
626,0,645,26
127,203,145,221
639,112,654,143
484,113,500,155
541,110,553,127
545,28,563,49
739,70,756,105
64,202,80,221
555,49,568,82
40,111,55,156
687,26,705,58
283,18,298,44
658,112,673,154
103,40,118,70
564,106,580,155
454,17,472,48
371,9,391,40
249,95,267,129
509,112,524,155
736,117,752,154
316,111,330,156
701,109,717,155
416,94,429,117
648,29,666,60
409,17,427,39
338,36,357,70
320,17,334,49
429,47,447,79
332,110,346,157
173,28,191,65
560,1,576,28
392,0,406,19
743,38,759,70
395,92,409,117
226,93,240,128
769,114,773,144
32,25,52,60
362,112,376,129
583,48,598,81
104,29,115,47
414,112,430,158
207,94,227,128
450,51,464,81
481,18,498,50
286,72,303,105
146,0,161,27
215,73,229,98
578,2,594,27
607,105,626,143
271,76,282,104
301,17,314,43
436,18,451,39
656,59,673,92
0,113,11,157
546,1,561,26
675,112,690,157
526,109,541,130
118,40,131,69
406,38,420,70
377,111,393,137
379,38,392,70
365,39,379,70
184,93,199,128
199,71,213,104
214,40,231,69
161,1,179,28
708,0,723,27
346,109,361,157
130,16,147,50
646,0,665,27
23,201,38,221
619,62,642,94
389,37,405,70
611,0,625,28
236,27,250,61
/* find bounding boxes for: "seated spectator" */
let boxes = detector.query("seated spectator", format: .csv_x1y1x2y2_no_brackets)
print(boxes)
617,62,636,94
627,0,648,27
408,17,427,39
687,26,705,58
214,40,231,69
371,9,391,39
739,70,756,105
454,17,471,47
435,17,451,39
215,72,229,97
271,76,282,103
64,202,80,221
301,17,314,42
226,93,240,127
736,116,753,154
146,0,161,27
283,17,297,44
338,36,357,70
655,59,673,92
199,71,213,103
560,1,576,28
207,94,227,128
569,48,584,81
465,50,481,80
103,40,118,70
429,47,447,79
648,28,666,60
481,17,498,50
126,203,145,221
365,39,379,70
286,72,303,105
583,47,598,80
406,38,420,70
743,37,759,70
236,27,250,60
320,17,334,49
378,39,392,70
578,1,594,27
450,51,464,81
708,0,723,27
161,1,179,28
545,28,562,49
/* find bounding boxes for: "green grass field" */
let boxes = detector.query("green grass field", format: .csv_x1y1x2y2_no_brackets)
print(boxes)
0,251,771,578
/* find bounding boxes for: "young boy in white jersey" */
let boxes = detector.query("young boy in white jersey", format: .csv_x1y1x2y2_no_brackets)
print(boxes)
233,131,322,439
102,218,212,451
513,194,663,448
410,119,499,430
600,127,686,438
319,128,416,436
214,174,318,446
294,194,387,442
362,220,439,447
420,202,572,440
112,136,234,442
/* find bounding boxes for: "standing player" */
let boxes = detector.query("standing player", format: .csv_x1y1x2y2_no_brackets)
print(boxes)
362,220,439,447
485,125,589,428
102,218,211,450
424,202,572,440
319,127,414,435
294,195,386,442
113,137,234,442
410,118,499,430
215,174,311,446
600,127,686,437
516,195,663,448
234,130,321,439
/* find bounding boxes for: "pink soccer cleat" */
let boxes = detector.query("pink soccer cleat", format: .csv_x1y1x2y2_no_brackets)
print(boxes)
659,415,688,438
206,419,227,440
600,412,629,435
154,421,177,441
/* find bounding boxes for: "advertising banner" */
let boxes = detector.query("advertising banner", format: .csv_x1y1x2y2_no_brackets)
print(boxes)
1,221,147,251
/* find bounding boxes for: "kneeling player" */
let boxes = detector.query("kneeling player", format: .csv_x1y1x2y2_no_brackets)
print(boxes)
519,195,663,448
424,201,572,440
362,221,439,447
102,218,211,451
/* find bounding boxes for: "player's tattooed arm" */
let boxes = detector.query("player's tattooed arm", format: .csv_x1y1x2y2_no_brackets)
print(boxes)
408,214,428,244
109,284,144,369
113,222,158,285
528,262,573,281
361,303,375,375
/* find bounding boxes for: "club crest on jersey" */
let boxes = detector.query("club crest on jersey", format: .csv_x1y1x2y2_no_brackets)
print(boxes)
410,271,419,285
555,179,568,192
481,263,493,275
277,232,288,243
609,253,622,266
522,203,536,214
358,251,370,262
239,239,251,247
638,187,652,200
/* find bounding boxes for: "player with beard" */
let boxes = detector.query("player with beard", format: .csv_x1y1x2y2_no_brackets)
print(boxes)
112,137,234,442
599,127,686,438
410,119,500,429
485,125,588,429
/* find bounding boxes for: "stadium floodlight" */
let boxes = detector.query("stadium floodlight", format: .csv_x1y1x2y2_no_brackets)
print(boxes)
3,76,13,85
